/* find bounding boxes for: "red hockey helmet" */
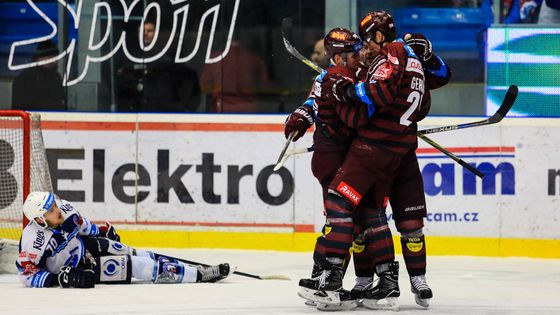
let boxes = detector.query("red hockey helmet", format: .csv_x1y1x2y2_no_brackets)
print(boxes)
324,27,363,59
359,11,397,44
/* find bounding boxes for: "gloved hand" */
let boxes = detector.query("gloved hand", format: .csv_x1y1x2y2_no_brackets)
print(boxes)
99,221,120,242
58,266,96,288
284,105,314,141
323,74,353,104
404,33,433,62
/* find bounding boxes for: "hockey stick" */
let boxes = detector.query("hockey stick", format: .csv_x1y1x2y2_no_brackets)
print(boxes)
417,133,484,178
280,17,484,178
275,131,296,168
273,146,314,171
418,85,518,135
281,17,324,74
154,253,291,280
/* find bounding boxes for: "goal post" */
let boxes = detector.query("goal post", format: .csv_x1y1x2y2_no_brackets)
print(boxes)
0,110,53,241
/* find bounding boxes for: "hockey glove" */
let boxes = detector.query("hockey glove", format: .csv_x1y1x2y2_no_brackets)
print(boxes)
324,74,353,104
99,221,120,242
58,266,96,288
404,33,433,63
284,105,314,141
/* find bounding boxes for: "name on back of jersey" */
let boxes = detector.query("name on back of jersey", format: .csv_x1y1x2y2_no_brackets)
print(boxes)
410,77,425,93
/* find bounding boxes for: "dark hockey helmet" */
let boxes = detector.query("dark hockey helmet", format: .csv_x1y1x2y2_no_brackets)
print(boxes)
359,11,397,44
324,27,363,58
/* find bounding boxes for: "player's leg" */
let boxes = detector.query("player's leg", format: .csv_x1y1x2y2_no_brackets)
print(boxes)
390,150,432,307
359,186,400,312
301,149,359,309
83,237,230,284
300,145,400,306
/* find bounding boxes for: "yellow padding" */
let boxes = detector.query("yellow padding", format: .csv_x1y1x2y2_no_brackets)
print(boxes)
119,230,560,259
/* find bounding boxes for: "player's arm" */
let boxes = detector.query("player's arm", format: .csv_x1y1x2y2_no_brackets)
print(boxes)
321,72,370,128
16,251,58,288
284,72,325,141
59,200,120,241
404,33,452,89
340,48,403,116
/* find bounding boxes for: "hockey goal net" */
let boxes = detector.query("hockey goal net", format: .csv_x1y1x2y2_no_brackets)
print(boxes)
0,110,53,241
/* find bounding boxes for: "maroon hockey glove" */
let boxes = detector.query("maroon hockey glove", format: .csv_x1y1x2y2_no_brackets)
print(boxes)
404,33,433,63
324,74,353,104
99,221,120,242
284,105,314,141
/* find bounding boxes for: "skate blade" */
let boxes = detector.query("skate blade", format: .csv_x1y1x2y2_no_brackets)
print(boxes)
362,297,400,312
316,300,358,312
304,299,316,307
415,296,430,308
297,287,342,305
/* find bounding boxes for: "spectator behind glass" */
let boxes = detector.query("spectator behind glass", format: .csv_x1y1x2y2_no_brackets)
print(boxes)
310,39,330,69
538,0,560,24
200,39,271,113
12,40,65,111
503,0,543,23
115,21,201,113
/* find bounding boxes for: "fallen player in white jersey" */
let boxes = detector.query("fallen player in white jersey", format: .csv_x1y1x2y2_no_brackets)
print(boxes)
17,191,231,288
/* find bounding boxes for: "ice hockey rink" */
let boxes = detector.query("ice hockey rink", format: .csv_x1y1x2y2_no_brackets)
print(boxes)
1,249,559,315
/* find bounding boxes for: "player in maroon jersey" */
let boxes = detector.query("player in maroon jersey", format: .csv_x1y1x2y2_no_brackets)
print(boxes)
356,11,451,309
290,28,395,311
296,12,449,312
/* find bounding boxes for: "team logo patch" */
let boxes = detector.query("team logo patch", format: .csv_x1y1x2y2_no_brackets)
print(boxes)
103,259,119,276
336,181,362,205
406,237,424,252
373,62,393,81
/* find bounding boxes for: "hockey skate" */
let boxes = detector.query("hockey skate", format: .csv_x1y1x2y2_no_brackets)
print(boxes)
410,275,433,308
197,263,231,283
349,276,374,307
298,263,349,306
362,261,400,311
314,277,371,311
303,263,321,307
315,288,358,312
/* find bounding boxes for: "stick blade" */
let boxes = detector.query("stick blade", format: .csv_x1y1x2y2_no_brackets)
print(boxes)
259,274,291,280
491,85,518,122
281,17,293,42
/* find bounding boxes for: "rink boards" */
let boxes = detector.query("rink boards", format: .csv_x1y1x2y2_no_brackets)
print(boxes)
23,113,560,258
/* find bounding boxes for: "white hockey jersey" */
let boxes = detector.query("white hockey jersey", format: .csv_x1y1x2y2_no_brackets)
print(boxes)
16,198,100,288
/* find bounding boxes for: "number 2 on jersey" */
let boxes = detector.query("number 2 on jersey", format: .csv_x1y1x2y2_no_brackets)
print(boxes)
400,91,422,126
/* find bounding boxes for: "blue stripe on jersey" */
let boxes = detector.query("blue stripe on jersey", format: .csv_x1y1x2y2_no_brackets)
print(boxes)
427,55,448,77
51,228,79,256
88,222,99,236
354,82,376,117
315,70,327,83
32,271,48,287
403,44,418,58
303,98,314,108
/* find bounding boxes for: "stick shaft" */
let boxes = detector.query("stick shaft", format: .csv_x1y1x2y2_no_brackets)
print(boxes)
418,134,484,178
154,252,263,279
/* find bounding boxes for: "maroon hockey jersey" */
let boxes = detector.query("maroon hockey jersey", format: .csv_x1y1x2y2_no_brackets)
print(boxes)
350,41,430,155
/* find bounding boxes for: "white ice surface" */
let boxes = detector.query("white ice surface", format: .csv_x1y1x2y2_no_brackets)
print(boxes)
1,249,560,315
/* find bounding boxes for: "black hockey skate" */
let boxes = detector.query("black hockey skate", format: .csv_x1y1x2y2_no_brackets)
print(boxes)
315,288,359,312
410,274,433,308
298,263,348,306
362,261,400,311
303,263,322,307
196,263,230,283
349,276,374,306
